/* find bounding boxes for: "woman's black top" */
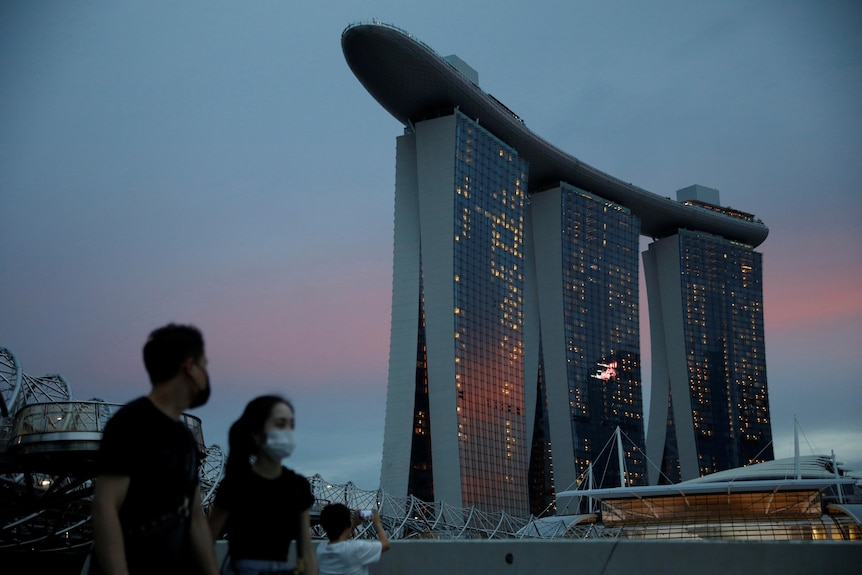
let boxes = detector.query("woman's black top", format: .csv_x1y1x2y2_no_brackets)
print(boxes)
214,464,314,561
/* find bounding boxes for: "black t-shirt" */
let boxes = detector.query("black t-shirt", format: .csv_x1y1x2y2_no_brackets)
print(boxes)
95,397,200,570
214,465,314,561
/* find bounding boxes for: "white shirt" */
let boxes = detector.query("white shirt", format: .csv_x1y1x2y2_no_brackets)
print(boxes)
316,539,383,575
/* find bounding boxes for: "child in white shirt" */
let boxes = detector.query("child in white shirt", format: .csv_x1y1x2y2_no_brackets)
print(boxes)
317,504,390,575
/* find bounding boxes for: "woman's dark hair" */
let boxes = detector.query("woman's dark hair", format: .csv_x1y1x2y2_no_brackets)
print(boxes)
225,394,293,474
320,503,352,541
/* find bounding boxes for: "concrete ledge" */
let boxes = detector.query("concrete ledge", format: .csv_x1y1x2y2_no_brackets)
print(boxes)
364,539,862,575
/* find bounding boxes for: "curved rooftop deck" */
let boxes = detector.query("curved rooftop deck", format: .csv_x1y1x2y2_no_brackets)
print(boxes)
342,22,769,247
2,401,205,475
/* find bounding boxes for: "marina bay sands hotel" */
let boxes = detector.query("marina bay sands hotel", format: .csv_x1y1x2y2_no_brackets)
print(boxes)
342,23,773,516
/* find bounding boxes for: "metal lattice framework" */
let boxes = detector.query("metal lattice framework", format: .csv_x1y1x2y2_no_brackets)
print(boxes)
303,428,684,541
304,476,628,540
2,346,562,548
1,346,581,547
8,345,854,548
0,348,96,551
0,348,23,417
307,475,533,540
0,348,72,416
0,347,225,552
200,444,225,513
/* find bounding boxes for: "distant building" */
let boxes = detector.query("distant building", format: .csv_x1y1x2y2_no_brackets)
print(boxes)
383,112,531,515
342,23,771,514
530,184,645,512
645,188,773,483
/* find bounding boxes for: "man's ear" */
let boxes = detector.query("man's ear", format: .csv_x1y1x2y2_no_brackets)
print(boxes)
182,356,198,375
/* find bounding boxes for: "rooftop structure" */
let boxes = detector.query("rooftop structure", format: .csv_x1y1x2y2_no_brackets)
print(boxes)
341,22,769,245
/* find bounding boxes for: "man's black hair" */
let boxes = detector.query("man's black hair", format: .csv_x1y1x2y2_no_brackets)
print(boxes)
143,323,204,384
320,503,352,542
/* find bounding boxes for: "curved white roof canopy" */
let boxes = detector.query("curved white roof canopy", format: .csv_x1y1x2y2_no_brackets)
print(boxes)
557,455,859,501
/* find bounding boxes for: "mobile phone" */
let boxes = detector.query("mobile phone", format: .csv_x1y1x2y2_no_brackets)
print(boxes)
360,509,373,520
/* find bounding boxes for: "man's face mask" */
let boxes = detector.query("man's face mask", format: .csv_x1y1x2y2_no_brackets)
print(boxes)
189,362,210,409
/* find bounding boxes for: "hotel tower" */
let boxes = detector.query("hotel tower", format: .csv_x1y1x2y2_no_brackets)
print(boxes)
342,23,772,515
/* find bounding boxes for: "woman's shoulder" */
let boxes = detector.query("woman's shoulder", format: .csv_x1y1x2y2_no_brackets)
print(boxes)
279,467,314,505
279,466,309,484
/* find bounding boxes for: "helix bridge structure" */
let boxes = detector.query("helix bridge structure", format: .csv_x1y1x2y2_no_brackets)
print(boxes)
3,345,859,560
0,347,225,553
308,475,535,540
0,346,541,558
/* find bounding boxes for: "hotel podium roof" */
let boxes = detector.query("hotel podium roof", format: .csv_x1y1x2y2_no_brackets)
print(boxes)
342,22,769,247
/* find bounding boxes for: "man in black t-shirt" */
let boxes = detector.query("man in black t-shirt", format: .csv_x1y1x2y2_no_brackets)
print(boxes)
90,324,218,575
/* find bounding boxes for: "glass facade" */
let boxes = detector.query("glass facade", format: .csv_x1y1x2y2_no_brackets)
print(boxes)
388,110,769,515
452,112,529,514
666,230,773,477
559,184,646,489
599,489,858,540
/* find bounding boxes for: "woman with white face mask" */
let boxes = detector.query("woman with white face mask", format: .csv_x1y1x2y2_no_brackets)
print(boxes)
208,395,318,575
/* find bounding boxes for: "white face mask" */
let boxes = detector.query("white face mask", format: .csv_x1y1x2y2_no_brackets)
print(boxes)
262,429,295,461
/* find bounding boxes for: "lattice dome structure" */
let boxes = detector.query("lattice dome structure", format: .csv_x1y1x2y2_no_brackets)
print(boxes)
0,347,224,552
307,475,533,540
0,346,651,553
2,345,548,553
301,430,649,541
4,345,857,552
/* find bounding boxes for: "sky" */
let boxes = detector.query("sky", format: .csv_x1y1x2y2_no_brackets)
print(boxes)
2,1,861,492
